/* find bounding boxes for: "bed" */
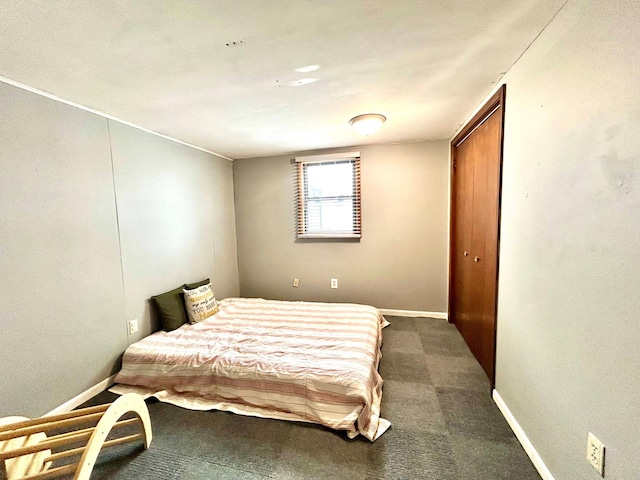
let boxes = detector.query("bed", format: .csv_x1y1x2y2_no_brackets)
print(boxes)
111,297,391,441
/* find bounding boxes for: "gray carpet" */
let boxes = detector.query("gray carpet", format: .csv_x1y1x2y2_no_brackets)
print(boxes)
71,316,540,479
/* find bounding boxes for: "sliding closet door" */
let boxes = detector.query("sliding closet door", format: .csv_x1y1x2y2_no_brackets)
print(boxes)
449,86,505,386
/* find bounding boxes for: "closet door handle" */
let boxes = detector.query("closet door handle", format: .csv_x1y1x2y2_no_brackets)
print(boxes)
463,251,469,256
474,256,480,262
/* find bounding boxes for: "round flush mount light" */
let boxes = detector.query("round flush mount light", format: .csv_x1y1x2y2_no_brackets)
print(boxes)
349,114,386,136
294,64,320,73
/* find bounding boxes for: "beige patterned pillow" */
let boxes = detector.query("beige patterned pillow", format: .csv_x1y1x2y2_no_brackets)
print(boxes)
183,283,219,323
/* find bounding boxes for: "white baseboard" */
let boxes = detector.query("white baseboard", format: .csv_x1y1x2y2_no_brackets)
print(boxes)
45,374,117,416
493,389,555,480
379,309,448,320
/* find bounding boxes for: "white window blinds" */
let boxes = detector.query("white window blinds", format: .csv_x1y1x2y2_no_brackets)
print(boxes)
295,152,361,239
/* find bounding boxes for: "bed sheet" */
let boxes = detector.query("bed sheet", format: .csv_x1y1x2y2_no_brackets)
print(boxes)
112,297,390,441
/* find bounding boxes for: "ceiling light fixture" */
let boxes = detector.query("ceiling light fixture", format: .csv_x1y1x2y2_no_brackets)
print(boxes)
349,114,386,136
289,78,319,87
294,64,320,73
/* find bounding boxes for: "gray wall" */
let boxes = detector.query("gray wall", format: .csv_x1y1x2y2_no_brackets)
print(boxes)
474,1,639,478
0,82,126,417
110,121,239,340
233,142,449,312
0,82,239,417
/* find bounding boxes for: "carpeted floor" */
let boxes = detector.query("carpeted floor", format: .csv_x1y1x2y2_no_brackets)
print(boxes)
74,316,541,479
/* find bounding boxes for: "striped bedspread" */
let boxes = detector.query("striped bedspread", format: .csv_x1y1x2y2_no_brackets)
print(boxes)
113,297,390,441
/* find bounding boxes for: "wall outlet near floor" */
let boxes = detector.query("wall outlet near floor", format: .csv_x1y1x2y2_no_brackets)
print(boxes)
128,319,138,335
586,432,605,476
330,278,338,289
292,277,300,287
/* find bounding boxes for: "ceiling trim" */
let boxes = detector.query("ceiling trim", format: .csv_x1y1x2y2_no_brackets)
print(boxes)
0,75,234,162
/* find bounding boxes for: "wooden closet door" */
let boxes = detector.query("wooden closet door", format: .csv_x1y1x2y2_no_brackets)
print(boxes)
449,86,505,386
450,133,475,346
468,109,502,382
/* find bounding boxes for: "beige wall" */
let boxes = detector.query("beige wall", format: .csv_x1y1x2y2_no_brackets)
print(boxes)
0,81,239,417
233,141,450,312
462,1,640,478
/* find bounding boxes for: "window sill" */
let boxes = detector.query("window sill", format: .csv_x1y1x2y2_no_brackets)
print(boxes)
297,233,361,240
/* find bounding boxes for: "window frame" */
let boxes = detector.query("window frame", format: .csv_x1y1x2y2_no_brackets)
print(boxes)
295,152,361,239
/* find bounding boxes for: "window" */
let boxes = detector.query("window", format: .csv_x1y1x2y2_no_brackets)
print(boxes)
296,152,361,239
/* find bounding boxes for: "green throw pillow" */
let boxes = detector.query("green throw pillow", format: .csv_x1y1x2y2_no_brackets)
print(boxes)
151,285,188,331
185,278,210,290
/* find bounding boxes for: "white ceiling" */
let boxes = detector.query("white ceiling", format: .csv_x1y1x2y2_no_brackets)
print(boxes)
0,1,566,159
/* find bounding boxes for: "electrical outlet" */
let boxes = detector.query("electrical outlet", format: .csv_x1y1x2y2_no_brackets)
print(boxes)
293,277,300,287
586,432,605,476
128,319,138,335
330,278,338,289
